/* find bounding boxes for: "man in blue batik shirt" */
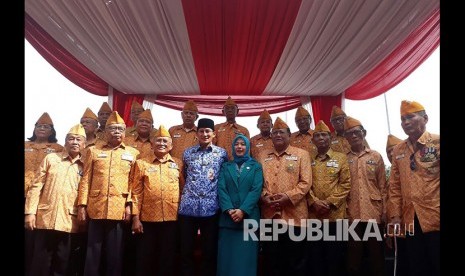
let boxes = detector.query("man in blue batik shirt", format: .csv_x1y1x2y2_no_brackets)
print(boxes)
178,118,228,276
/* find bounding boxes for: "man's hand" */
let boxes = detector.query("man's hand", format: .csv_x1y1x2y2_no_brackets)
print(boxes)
77,206,87,224
123,205,132,223
25,214,36,231
131,215,143,234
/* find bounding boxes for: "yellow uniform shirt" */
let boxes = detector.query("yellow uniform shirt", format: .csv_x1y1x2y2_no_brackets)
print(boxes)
78,142,139,220
24,141,64,196
131,154,184,222
25,152,84,233
249,134,274,159
346,148,387,224
308,149,351,221
124,134,154,161
214,122,250,160
257,146,312,227
290,130,317,157
387,131,440,233
168,125,198,160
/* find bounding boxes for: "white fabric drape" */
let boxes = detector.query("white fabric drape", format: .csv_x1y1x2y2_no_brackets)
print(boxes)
264,0,439,96
25,0,200,95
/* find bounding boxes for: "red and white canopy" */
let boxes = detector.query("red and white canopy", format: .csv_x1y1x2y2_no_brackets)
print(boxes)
25,0,439,124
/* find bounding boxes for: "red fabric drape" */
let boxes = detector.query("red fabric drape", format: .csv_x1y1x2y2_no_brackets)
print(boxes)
151,95,303,116
25,13,109,97
310,95,343,132
182,0,302,96
112,91,145,127
345,9,439,100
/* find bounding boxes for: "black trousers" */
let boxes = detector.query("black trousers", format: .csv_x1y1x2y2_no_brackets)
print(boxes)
307,222,346,276
25,228,35,276
405,215,440,276
262,224,308,276
83,219,125,276
30,229,86,276
178,213,219,276
135,221,177,276
346,222,386,276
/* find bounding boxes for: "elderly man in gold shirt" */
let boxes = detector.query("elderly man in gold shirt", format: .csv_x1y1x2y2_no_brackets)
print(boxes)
130,125,184,276
124,109,156,161
25,124,86,276
169,100,199,160
290,106,317,156
80,107,99,148
307,120,351,276
214,96,250,160
257,117,311,276
387,100,440,276
78,111,140,276
344,117,387,276
95,102,112,141
250,109,274,158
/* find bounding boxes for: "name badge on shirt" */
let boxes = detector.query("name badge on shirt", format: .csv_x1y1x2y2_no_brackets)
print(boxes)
169,162,178,169
122,153,134,162
256,143,263,147
331,140,339,144
395,154,405,160
326,160,339,168
366,160,377,165
98,152,108,158
285,156,298,161
24,148,34,152
147,166,157,173
264,157,273,162
173,134,181,138
45,148,56,153
218,128,226,132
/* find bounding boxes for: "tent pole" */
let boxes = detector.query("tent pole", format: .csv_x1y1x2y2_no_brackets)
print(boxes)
384,93,391,134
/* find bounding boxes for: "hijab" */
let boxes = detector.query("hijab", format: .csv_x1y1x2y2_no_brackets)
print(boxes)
232,134,252,166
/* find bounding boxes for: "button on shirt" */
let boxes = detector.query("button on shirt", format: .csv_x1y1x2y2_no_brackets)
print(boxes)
178,145,228,217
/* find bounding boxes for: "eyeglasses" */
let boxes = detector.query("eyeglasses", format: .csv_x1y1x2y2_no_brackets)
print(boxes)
106,126,126,133
35,124,52,130
410,154,416,171
344,129,363,137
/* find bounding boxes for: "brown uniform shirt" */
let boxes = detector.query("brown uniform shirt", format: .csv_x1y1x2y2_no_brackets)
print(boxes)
168,125,198,160
346,148,387,224
214,122,250,160
250,134,274,159
78,142,140,220
330,132,370,153
125,126,158,139
290,130,317,157
24,141,64,196
25,152,84,233
131,154,185,222
124,134,154,161
257,146,312,227
387,131,440,233
308,149,351,221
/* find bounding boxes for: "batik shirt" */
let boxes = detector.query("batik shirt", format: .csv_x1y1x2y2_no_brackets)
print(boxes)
178,144,228,217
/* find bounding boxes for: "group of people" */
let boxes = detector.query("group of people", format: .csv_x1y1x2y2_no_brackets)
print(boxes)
24,96,439,276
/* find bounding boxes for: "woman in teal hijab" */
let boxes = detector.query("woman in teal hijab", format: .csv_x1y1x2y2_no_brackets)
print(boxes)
217,134,263,276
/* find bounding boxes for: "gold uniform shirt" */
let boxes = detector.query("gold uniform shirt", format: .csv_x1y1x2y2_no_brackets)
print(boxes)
214,122,250,160
168,125,198,160
250,134,274,159
25,152,84,233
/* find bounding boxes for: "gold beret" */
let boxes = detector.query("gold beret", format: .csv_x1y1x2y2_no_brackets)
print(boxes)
272,117,289,130
81,108,98,121
400,100,425,116
386,134,403,150
98,102,112,113
224,96,237,107
295,106,310,118
67,124,86,137
137,109,153,122
330,105,346,119
258,109,272,121
183,100,198,112
344,116,362,130
314,120,331,133
105,111,125,126
36,112,53,125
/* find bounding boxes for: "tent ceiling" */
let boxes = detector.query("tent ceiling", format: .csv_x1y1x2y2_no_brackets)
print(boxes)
25,0,439,99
